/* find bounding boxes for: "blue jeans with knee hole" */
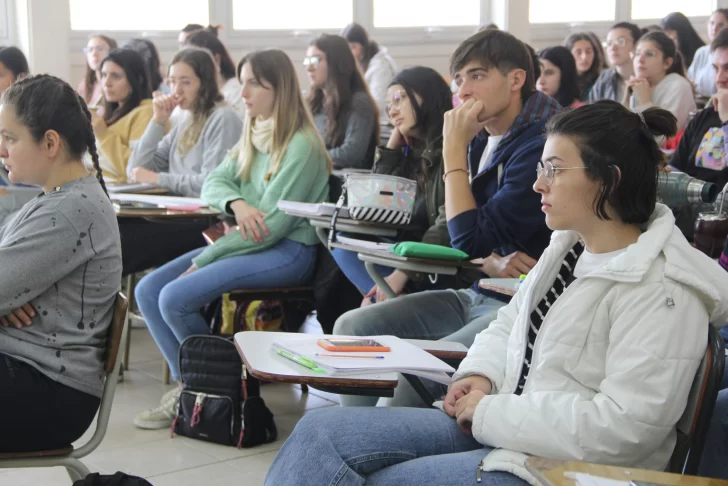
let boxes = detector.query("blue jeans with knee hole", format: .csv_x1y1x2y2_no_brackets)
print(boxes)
135,239,317,381
265,406,529,486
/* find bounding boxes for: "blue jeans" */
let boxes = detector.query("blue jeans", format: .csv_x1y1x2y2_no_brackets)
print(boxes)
135,239,317,380
333,288,506,407
699,388,728,479
332,247,394,294
265,407,528,486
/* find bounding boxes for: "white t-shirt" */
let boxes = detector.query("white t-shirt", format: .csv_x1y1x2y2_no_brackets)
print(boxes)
574,247,628,278
477,135,503,177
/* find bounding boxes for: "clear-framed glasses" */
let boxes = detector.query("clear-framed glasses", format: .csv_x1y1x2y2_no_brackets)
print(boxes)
603,37,627,49
83,45,109,55
537,160,588,185
633,49,658,59
303,56,322,69
386,90,408,115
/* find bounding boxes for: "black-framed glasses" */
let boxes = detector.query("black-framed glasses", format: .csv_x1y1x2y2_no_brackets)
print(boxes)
303,56,323,69
537,160,588,185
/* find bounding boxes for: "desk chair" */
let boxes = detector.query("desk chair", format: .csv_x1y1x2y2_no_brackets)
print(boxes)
0,293,129,483
668,325,725,475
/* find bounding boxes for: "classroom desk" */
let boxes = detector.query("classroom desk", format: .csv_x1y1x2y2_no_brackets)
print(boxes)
328,241,479,299
478,278,521,298
234,331,467,398
114,206,220,220
525,457,728,486
107,184,169,195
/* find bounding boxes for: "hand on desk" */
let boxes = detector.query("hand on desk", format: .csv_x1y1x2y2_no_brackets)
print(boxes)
1,303,36,328
230,200,269,243
130,167,159,185
480,251,537,278
361,270,409,307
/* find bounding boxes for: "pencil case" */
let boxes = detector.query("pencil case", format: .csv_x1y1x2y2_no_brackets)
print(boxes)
389,242,469,261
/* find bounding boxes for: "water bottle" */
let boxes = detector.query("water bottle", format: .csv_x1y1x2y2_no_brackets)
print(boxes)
657,172,718,209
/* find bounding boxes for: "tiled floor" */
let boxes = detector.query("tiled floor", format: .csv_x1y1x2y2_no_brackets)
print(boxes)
0,317,338,485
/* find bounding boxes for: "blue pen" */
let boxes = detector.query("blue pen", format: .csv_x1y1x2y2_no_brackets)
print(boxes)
275,348,324,371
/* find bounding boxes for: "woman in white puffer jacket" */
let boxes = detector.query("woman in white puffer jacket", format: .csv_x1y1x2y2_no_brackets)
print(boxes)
265,101,728,486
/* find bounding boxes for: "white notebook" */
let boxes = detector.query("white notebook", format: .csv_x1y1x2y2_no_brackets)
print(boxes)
271,335,455,385
277,200,349,218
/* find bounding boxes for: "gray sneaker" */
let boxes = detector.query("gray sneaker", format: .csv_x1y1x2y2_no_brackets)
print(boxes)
133,387,181,429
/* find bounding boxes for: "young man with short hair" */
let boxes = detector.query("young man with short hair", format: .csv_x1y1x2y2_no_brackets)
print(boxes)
333,29,561,407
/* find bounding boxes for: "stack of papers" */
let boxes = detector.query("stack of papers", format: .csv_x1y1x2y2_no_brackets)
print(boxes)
271,335,455,384
335,235,393,251
277,200,349,218
110,193,207,207
106,183,158,193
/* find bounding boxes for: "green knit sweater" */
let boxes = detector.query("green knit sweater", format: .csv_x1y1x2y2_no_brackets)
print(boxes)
193,129,329,268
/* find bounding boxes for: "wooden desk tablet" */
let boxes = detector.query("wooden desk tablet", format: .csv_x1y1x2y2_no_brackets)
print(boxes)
525,457,728,486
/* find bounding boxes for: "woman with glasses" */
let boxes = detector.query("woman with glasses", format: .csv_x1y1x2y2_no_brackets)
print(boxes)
305,34,378,170
266,101,728,486
689,9,728,98
589,22,642,102
626,31,696,131
332,67,460,307
77,34,117,106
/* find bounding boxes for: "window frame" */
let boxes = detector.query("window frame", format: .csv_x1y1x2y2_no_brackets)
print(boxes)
67,0,492,52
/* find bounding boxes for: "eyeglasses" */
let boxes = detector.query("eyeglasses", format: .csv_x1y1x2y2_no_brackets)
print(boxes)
603,37,628,48
385,90,408,115
537,160,588,185
83,46,109,55
633,49,658,59
303,56,323,69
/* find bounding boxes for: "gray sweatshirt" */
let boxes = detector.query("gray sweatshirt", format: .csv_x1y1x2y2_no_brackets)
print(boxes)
127,105,243,197
313,91,377,170
0,175,122,397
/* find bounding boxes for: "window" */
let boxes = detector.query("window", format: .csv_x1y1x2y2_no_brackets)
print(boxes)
631,0,713,20
69,0,208,31
232,0,352,30
373,0,480,28
529,0,616,24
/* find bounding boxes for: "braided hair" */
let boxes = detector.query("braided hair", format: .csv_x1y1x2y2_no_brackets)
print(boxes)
1,74,109,196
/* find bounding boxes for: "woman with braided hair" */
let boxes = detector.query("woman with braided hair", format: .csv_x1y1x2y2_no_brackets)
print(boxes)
0,74,122,452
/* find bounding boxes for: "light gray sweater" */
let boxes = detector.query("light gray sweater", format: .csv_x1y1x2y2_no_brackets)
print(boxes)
313,91,377,170
127,105,243,197
688,45,716,98
0,175,122,397
630,72,697,132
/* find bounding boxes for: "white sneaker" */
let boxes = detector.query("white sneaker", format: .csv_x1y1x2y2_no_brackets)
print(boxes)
134,387,181,429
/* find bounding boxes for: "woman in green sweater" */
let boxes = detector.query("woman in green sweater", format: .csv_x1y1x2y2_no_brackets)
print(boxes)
133,49,331,429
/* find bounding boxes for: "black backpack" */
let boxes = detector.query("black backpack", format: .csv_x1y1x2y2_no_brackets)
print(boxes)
171,335,277,448
73,472,152,486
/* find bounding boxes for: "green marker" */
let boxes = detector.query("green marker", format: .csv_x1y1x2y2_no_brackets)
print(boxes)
276,348,324,372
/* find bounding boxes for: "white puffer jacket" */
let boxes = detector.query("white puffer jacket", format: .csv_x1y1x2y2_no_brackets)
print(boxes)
365,47,397,122
452,204,728,485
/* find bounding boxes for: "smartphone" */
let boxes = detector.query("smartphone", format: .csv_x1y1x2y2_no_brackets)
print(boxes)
317,338,391,352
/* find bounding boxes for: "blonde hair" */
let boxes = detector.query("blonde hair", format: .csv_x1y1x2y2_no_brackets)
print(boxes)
170,47,224,157
232,49,332,181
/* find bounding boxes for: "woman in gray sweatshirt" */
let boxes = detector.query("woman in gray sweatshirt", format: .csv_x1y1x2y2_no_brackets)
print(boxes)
305,34,379,170
121,47,242,276
0,75,122,452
